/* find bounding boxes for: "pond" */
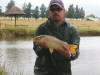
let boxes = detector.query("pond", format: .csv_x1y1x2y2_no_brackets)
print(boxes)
72,36,100,75
0,36,100,75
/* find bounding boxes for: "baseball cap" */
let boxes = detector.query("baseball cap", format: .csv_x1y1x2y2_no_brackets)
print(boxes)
49,0,64,9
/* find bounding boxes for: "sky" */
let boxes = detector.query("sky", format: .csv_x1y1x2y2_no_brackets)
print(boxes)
0,0,100,17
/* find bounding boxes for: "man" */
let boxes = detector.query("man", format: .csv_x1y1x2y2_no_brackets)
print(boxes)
33,0,80,75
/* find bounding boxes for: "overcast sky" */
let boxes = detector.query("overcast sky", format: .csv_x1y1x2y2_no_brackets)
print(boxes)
0,0,100,17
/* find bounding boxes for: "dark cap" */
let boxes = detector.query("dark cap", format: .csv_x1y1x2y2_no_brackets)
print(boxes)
49,0,64,9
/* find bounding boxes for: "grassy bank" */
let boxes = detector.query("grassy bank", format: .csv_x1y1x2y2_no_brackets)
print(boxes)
0,27,36,40
0,17,100,37
0,29,1,36
0,27,100,38
2,27,36,36
0,72,2,75
78,28,100,36
0,68,2,75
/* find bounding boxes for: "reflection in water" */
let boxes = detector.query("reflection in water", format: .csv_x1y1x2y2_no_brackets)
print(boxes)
0,39,36,75
0,36,100,75
0,36,32,42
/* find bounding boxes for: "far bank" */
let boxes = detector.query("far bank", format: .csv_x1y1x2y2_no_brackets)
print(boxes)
0,27,100,40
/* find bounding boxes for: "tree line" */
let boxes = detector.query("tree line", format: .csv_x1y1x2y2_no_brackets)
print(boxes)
0,0,85,19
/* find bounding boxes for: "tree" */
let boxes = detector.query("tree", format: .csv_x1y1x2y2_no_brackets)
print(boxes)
66,4,75,18
66,4,85,19
40,4,46,18
0,6,2,16
26,2,32,17
79,8,85,18
74,5,85,19
22,2,32,17
33,6,39,19
75,5,80,19
23,3,27,11
22,3,27,17
6,0,15,12
27,3,32,17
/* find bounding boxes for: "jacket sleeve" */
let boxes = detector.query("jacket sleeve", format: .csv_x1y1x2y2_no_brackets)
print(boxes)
33,25,48,56
70,25,80,60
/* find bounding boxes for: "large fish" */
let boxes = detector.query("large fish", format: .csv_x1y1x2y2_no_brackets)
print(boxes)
33,35,77,56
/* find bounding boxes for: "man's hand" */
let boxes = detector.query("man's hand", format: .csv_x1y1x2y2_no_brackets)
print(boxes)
57,45,71,57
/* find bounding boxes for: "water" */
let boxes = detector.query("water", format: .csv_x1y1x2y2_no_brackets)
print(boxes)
72,36,100,75
0,39,36,75
0,37,100,75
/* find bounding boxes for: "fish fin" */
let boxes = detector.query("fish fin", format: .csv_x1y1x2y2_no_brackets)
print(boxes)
69,45,77,54
49,48,54,54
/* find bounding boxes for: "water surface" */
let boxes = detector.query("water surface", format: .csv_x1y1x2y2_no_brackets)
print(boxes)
72,36,100,75
0,36,100,75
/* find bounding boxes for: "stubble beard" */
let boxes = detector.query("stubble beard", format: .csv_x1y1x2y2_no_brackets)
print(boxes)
53,14,60,23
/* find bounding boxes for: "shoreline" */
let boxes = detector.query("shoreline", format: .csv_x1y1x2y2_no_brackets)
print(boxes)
0,28,100,39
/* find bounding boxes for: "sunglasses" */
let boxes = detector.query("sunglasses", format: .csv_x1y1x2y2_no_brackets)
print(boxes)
50,7,63,12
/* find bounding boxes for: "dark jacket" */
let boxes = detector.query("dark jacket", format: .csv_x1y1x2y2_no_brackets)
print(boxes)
33,18,80,75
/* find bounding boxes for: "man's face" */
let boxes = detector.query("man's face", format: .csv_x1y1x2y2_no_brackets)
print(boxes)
49,5,66,22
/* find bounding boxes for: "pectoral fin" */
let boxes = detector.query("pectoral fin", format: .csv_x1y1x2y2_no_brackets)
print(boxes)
69,45,77,54
49,48,54,54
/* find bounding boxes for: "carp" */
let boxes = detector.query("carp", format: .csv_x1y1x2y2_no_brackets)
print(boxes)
33,35,77,55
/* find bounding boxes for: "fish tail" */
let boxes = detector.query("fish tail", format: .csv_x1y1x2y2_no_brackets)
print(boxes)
69,45,77,54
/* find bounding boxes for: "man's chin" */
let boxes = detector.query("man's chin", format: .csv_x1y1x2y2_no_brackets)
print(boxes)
54,19,60,22
53,18,60,22
53,17,59,21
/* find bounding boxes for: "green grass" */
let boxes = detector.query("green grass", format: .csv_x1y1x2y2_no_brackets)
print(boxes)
78,28,100,36
5,27,26,32
0,29,2,40
1,26,36,36
0,29,1,35
0,71,2,75
78,28,89,33
1,26,100,37
0,72,2,75
0,68,2,75
26,28,36,36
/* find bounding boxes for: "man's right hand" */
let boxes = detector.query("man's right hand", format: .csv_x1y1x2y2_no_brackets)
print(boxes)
57,45,71,57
